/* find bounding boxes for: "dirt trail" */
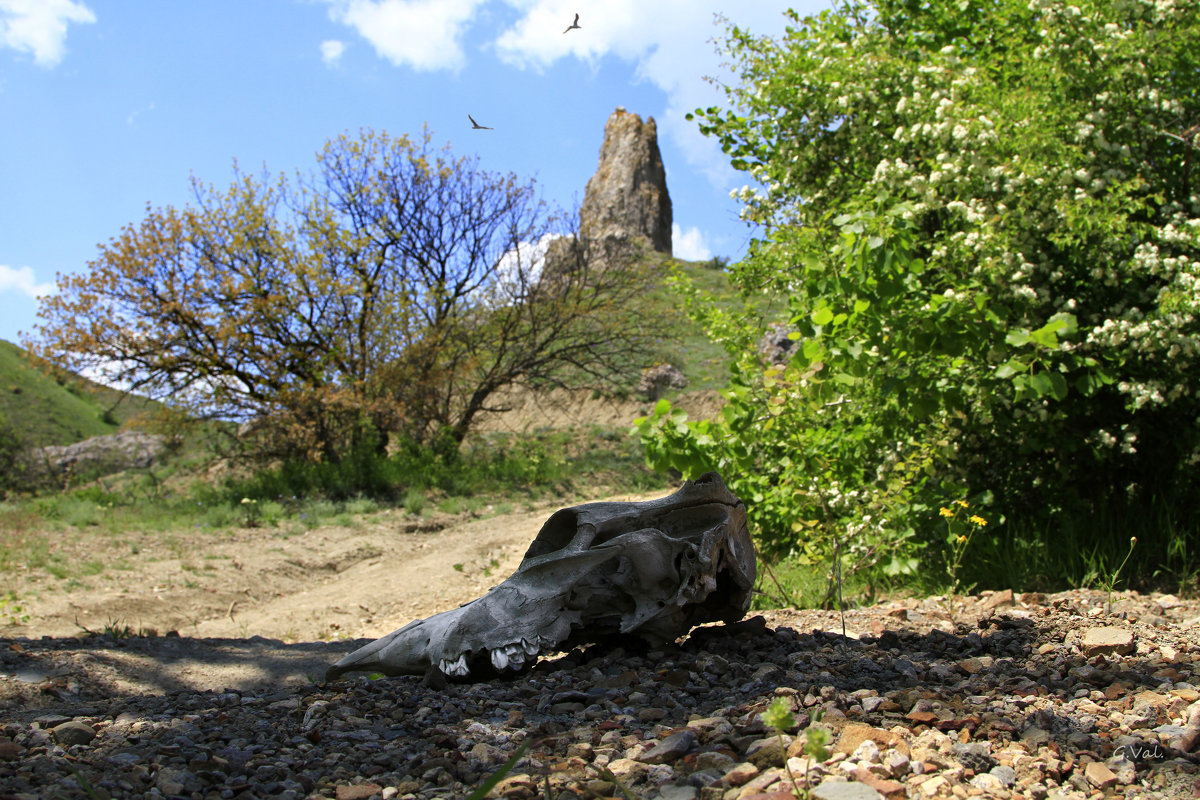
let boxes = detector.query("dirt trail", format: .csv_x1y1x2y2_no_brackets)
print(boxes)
4,500,635,643
0,490,669,695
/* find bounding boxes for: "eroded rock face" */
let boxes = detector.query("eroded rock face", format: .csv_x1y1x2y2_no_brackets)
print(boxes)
29,431,167,479
327,472,755,681
579,108,673,258
637,363,688,401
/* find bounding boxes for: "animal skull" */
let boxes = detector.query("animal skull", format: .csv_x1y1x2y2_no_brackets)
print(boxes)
326,472,755,680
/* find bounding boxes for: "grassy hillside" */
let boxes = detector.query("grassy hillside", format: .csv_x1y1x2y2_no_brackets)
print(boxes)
0,339,156,448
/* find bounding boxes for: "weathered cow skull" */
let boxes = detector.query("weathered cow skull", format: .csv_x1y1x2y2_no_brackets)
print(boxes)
327,472,755,681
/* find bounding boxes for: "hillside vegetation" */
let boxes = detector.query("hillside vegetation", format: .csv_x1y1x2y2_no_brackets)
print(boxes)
0,339,157,447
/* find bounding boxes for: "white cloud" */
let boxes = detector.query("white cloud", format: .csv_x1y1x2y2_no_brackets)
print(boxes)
323,0,484,72
0,264,56,299
482,232,562,306
671,224,711,262
492,2,795,189
316,0,797,187
0,0,95,68
321,39,346,66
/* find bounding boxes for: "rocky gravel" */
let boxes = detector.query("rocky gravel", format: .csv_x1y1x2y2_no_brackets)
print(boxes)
2,589,1199,800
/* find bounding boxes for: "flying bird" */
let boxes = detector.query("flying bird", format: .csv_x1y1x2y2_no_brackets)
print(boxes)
468,114,493,130
563,13,580,33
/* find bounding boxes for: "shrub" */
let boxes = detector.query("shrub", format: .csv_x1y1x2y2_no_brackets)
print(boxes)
638,0,1200,591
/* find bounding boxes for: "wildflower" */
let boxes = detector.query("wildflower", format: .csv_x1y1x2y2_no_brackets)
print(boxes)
939,507,954,518
969,515,988,526
241,497,255,505
956,499,969,508
762,697,796,731
957,534,967,543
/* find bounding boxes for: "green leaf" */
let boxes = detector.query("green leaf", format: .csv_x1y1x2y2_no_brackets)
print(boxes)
1048,372,1068,400
1030,372,1054,397
1005,329,1032,347
812,306,834,326
995,359,1026,379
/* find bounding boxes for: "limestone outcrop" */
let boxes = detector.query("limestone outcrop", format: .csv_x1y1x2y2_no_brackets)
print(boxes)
28,430,167,481
578,107,672,258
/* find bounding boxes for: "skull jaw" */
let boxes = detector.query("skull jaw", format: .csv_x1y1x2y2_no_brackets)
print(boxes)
326,472,755,682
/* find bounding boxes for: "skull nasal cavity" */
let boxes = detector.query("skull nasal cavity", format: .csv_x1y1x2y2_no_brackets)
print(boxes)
523,509,583,559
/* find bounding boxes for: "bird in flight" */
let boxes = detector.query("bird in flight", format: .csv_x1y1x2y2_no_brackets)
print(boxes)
468,114,493,130
563,13,580,33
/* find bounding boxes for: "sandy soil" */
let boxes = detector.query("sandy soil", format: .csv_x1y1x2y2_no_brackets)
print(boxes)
1,495,651,644
0,488,672,697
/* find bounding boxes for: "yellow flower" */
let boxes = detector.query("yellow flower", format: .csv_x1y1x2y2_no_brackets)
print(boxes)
969,515,987,526
956,499,969,508
939,507,954,518
957,534,968,543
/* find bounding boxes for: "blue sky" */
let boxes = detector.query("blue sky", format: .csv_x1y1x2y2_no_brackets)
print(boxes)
0,1,823,348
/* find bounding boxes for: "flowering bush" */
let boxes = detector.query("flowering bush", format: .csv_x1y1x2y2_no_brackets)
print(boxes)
637,0,1200,584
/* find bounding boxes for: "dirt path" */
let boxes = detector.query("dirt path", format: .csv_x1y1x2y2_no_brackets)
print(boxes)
1,490,664,695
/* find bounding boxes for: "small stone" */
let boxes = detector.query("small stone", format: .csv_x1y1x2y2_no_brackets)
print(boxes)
658,785,699,800
745,736,790,769
884,750,910,777
336,784,383,800
1020,727,1051,748
852,767,906,799
1081,627,1135,657
982,589,1015,609
641,730,696,764
585,779,616,796
811,783,886,800
723,762,760,787
696,752,736,771
989,765,1017,787
154,767,200,796
51,720,96,747
850,739,882,765
914,775,947,797
735,769,786,797
1084,760,1117,790
607,757,646,781
0,739,25,760
834,724,910,758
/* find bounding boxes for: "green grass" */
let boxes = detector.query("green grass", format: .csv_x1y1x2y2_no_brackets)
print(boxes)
0,339,158,448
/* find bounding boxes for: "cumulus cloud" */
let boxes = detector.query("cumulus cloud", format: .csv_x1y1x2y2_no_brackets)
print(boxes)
0,0,95,67
321,39,346,66
323,0,485,72
671,224,711,262
493,2,793,188
0,264,56,299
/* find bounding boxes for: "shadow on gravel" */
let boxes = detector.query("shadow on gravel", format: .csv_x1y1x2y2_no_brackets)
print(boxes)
0,634,362,713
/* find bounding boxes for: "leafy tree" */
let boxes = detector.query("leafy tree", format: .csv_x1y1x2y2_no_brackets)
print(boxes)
32,128,659,462
638,0,1200,589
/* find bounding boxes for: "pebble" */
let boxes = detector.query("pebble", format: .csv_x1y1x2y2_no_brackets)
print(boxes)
0,589,1197,799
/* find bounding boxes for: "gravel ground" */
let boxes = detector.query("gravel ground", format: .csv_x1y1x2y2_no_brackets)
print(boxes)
2,588,1199,800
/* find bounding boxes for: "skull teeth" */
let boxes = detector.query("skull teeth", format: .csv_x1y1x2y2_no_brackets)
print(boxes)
488,637,549,672
438,654,469,677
